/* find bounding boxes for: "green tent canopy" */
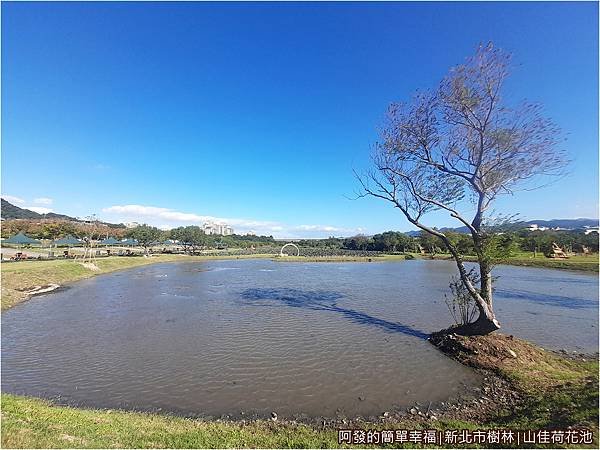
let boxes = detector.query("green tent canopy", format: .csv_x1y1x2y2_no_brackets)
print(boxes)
101,237,121,245
120,238,138,246
53,235,82,246
3,232,41,245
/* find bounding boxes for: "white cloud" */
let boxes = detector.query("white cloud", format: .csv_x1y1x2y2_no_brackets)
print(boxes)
104,204,209,223
102,204,282,235
3,195,54,208
25,206,53,214
296,224,342,232
100,204,363,239
34,197,53,205
3,195,25,205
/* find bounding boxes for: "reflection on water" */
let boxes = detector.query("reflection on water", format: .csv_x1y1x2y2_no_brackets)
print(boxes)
494,288,595,310
1,259,597,418
240,288,429,339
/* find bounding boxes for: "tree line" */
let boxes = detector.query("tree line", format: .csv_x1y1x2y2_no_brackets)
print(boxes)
297,229,598,256
0,220,277,252
125,225,276,254
3,218,597,257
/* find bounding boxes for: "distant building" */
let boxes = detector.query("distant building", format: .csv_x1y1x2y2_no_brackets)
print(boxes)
124,222,140,229
202,222,233,236
247,230,256,236
584,226,599,235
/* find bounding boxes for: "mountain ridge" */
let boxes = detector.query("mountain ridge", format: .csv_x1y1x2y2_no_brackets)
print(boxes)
1,198,80,221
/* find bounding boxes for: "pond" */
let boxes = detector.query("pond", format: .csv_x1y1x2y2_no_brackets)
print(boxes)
2,259,597,418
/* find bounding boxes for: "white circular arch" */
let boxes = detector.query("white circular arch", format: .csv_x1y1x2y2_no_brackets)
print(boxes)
280,243,300,257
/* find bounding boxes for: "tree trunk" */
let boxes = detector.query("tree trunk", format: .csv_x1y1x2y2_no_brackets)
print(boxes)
452,310,500,336
479,260,494,313
399,213,500,336
446,237,501,336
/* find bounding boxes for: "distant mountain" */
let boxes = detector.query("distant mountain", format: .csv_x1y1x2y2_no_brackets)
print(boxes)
1,198,41,219
1,198,80,221
406,218,598,236
0,198,127,229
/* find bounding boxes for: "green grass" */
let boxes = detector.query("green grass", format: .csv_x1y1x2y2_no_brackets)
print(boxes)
0,394,341,449
433,334,599,445
495,356,599,433
504,256,598,272
424,252,599,272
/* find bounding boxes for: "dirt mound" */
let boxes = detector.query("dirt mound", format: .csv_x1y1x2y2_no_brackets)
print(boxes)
427,331,599,427
430,331,537,372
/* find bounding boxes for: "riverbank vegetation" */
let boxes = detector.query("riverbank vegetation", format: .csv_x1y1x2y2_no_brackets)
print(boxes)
2,333,597,448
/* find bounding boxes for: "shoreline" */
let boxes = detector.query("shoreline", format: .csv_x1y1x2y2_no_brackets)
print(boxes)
2,252,596,311
1,257,597,447
0,254,274,311
427,253,599,272
2,334,597,448
2,333,595,426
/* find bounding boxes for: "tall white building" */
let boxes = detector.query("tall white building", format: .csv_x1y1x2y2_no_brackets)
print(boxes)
203,222,233,236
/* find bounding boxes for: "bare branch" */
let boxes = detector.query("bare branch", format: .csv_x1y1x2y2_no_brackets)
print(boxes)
356,43,567,333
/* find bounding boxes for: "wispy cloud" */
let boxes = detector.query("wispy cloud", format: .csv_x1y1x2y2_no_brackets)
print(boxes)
34,197,53,205
101,204,362,238
2,195,26,205
25,206,53,214
102,204,282,234
295,224,343,232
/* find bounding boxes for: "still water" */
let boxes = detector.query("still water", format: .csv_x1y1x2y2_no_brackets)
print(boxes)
2,259,597,418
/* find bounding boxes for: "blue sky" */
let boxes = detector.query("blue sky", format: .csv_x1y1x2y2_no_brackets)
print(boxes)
2,1,598,238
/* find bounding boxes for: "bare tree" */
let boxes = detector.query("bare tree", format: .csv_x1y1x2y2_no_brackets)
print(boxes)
358,43,566,335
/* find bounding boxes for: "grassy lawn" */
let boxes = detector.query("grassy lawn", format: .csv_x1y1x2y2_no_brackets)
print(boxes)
504,253,598,272
424,252,599,272
0,395,340,449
